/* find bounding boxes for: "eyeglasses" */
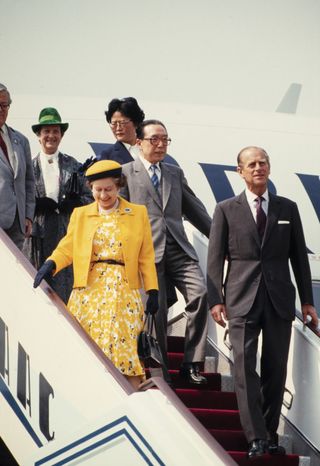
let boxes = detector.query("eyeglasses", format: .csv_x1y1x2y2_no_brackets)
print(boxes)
143,137,172,146
0,103,10,110
109,119,132,128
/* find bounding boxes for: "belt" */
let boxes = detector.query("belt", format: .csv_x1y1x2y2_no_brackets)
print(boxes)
92,259,124,266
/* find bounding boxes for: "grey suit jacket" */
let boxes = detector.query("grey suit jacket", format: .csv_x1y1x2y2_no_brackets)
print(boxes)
207,191,313,321
121,158,211,263
0,125,35,231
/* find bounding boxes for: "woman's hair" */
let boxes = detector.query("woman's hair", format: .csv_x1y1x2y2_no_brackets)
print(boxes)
88,174,127,189
114,174,127,189
105,97,145,126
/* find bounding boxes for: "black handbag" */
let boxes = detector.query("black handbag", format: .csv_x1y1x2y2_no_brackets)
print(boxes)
138,314,163,368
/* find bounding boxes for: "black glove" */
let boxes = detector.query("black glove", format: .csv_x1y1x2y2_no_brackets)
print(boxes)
59,194,82,213
36,197,59,212
145,289,159,315
33,260,56,288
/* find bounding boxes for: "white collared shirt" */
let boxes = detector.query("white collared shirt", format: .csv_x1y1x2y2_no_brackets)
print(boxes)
139,155,162,183
123,142,141,160
245,188,269,222
1,124,16,172
39,150,60,202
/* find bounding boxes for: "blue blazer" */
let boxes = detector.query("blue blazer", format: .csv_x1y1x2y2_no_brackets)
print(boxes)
99,141,178,166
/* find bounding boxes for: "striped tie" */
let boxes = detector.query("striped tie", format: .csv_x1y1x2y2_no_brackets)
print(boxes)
150,164,159,190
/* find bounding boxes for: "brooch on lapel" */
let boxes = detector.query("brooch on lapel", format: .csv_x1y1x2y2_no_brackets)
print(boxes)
124,208,132,213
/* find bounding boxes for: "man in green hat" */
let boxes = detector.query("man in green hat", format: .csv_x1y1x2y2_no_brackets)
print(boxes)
24,107,92,303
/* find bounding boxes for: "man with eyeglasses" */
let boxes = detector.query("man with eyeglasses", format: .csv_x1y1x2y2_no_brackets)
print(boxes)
0,83,35,250
98,97,189,311
122,119,211,385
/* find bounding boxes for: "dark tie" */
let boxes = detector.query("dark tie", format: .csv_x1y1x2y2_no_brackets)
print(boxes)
0,130,10,164
255,196,266,239
150,164,160,190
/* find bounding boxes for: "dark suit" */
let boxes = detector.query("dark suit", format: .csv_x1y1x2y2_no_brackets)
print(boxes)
207,190,313,442
99,141,133,164
122,158,211,374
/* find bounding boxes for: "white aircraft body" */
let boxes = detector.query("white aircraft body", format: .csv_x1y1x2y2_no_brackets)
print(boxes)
1,0,320,464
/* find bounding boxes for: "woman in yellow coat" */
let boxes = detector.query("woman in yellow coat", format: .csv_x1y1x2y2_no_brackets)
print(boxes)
34,160,159,389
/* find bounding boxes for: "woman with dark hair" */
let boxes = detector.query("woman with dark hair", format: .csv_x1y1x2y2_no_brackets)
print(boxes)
100,97,145,163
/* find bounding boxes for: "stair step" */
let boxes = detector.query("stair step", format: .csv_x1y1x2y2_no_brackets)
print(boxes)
190,407,242,430
166,335,305,466
208,429,248,451
168,335,185,353
168,370,221,390
145,368,222,390
229,451,300,465
175,388,238,410
167,352,204,370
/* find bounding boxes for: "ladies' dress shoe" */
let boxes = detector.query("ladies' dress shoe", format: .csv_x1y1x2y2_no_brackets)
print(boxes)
247,439,267,459
268,433,286,455
179,363,207,385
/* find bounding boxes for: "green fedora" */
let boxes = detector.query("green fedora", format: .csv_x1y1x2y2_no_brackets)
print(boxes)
32,107,69,134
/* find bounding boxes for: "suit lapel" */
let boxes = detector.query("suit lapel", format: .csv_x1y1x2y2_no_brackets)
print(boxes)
160,162,172,210
115,141,134,164
262,193,281,246
33,154,46,197
5,126,17,175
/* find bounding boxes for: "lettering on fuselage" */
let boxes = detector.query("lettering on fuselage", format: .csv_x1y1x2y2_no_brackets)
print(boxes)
0,317,55,442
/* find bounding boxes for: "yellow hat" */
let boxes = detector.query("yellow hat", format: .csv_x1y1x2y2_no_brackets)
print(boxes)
85,160,122,182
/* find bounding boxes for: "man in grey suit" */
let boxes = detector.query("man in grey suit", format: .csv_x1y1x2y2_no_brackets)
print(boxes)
122,119,211,385
207,146,318,458
0,83,35,250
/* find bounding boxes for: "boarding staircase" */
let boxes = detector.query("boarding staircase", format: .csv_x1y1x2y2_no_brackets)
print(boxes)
161,334,305,466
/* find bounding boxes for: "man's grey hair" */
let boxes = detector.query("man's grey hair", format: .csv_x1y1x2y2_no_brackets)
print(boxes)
0,83,12,104
237,146,270,167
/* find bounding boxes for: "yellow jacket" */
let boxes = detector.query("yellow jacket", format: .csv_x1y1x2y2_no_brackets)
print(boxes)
48,197,158,291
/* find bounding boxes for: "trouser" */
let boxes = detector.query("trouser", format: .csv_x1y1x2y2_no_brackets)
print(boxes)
4,211,25,250
228,280,292,442
155,239,208,380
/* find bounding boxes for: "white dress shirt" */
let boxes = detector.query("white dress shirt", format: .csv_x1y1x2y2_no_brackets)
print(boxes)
245,188,269,222
139,156,162,183
39,150,60,202
123,142,141,160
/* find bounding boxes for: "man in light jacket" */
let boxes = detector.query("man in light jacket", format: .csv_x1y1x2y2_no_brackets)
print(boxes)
0,83,35,249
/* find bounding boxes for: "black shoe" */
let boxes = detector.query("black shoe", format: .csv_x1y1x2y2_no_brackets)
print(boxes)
247,439,267,459
179,363,207,385
267,433,286,455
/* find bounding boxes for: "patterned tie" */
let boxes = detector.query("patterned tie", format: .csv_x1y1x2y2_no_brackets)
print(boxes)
255,196,266,239
150,164,160,190
0,130,10,164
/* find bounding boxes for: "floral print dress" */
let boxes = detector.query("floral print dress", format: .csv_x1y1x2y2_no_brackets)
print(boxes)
68,208,144,376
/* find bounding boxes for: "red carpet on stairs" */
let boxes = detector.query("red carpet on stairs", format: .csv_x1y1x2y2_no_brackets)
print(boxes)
151,335,300,466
